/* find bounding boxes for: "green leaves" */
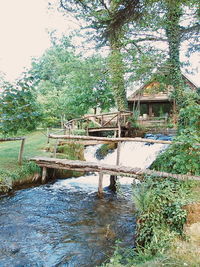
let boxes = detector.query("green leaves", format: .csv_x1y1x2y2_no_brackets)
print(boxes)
133,177,189,254
28,37,114,126
0,81,41,134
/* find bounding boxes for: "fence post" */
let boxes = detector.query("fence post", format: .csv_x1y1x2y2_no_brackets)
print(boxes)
18,138,25,165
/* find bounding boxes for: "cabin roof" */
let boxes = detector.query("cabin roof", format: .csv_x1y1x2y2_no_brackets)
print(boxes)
128,73,198,102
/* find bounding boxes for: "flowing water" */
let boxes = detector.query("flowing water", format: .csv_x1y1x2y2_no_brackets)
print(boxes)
0,137,169,267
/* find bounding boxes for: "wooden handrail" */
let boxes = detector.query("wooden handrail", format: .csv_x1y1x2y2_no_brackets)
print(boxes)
48,134,200,146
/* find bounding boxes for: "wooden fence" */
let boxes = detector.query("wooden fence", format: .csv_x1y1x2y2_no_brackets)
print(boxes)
0,137,26,165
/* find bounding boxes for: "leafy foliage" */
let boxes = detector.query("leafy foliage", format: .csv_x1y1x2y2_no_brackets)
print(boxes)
59,1,145,110
29,36,114,126
152,94,200,176
133,176,189,255
0,80,41,134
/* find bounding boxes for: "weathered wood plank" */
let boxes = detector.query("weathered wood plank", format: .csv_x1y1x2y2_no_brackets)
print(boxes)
30,157,200,181
49,134,173,144
0,137,25,142
88,127,119,132
49,134,200,146
84,111,132,118
102,114,118,127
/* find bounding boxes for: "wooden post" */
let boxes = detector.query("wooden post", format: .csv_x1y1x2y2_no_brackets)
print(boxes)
109,141,121,191
18,138,25,165
61,115,63,129
118,112,121,137
149,103,153,117
101,115,103,127
86,119,89,136
98,172,104,197
109,175,117,191
47,128,50,144
123,114,126,124
116,141,121,166
42,167,47,184
53,140,58,158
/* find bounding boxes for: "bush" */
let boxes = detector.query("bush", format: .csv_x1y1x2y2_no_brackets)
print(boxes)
151,128,200,175
133,176,188,256
151,97,200,176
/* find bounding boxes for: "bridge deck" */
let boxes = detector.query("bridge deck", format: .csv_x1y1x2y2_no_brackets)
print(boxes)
31,157,200,196
31,156,200,181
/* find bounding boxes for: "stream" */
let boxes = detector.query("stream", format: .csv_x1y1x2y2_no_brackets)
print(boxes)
0,135,170,267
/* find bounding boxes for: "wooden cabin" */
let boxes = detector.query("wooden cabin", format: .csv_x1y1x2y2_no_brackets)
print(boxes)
128,74,198,125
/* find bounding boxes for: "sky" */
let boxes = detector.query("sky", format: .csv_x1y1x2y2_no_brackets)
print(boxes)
0,0,199,86
0,0,77,81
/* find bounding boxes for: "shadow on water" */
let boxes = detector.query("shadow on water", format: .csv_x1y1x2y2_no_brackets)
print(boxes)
0,175,136,267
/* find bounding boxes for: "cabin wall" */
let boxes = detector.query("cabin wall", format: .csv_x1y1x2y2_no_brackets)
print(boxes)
128,101,172,118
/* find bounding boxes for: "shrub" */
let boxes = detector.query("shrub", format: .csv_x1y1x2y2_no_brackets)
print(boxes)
132,177,189,255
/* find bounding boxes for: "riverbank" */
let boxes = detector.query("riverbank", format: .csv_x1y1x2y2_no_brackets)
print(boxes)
0,131,47,192
102,178,200,267
0,130,86,193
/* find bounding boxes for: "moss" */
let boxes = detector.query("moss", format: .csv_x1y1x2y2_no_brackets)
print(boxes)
57,143,85,161
95,143,117,160
55,143,85,178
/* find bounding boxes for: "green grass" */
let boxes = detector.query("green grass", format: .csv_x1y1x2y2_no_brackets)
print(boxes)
0,130,52,172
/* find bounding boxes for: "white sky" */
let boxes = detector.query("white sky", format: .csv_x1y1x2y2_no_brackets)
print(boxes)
0,0,77,81
0,0,199,86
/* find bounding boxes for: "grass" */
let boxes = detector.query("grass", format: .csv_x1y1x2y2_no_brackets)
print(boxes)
0,129,85,190
0,130,51,172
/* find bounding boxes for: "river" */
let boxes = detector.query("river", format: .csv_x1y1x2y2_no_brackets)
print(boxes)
0,136,169,267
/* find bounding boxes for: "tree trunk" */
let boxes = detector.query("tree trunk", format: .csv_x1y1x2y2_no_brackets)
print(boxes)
108,1,128,111
165,1,184,109
108,35,128,111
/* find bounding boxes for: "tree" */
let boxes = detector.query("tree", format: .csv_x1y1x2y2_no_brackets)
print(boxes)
28,36,114,126
59,0,143,110
0,80,41,134
126,0,200,106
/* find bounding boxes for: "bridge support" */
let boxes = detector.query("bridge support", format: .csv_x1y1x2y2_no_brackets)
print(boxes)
42,167,47,184
109,141,121,191
109,175,117,192
98,172,104,198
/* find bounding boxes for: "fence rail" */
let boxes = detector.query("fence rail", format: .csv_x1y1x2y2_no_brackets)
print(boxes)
0,137,25,165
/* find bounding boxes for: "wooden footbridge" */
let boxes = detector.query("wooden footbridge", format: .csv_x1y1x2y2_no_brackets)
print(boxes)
63,111,133,137
31,134,200,197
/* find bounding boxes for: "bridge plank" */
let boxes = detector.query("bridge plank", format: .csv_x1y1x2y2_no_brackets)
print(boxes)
31,157,200,181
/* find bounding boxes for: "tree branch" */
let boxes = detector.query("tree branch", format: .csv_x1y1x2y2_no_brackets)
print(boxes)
100,0,111,15
180,23,200,41
134,37,167,43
